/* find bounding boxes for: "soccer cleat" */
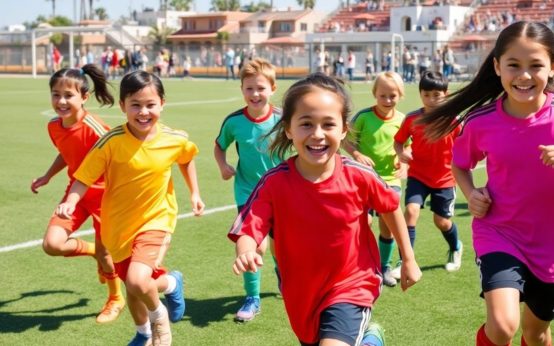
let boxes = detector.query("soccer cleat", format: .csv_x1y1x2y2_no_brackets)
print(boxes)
390,261,402,280
361,322,386,346
445,241,463,272
96,295,125,323
128,332,152,346
151,314,172,346
164,271,185,323
382,267,397,287
235,296,260,322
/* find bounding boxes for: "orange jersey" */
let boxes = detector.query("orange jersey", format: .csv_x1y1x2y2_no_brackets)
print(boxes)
48,113,110,189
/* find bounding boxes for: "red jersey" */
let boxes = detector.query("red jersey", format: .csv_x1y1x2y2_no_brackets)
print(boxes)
48,113,109,189
394,108,461,188
229,154,399,343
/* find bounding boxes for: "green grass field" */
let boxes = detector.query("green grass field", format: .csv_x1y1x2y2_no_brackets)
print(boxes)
0,76,545,345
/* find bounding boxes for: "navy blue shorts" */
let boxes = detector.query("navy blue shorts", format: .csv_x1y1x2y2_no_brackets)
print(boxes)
370,185,401,216
477,252,554,321
405,177,456,218
299,303,371,346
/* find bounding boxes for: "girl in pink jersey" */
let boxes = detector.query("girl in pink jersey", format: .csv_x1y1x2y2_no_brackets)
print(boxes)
31,64,125,324
421,21,554,346
229,73,421,346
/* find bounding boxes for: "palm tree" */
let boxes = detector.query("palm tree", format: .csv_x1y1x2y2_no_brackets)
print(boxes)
296,0,316,9
46,0,56,17
211,0,241,11
88,0,95,19
95,7,108,20
148,25,174,45
169,0,193,11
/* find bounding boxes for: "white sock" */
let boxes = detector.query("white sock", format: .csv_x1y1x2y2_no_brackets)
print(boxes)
137,321,151,336
148,302,168,322
163,274,177,295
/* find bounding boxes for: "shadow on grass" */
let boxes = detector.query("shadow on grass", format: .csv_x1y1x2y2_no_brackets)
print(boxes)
419,264,446,272
182,292,279,327
0,290,95,333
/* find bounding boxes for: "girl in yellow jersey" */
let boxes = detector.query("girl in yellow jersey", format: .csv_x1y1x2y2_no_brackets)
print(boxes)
57,70,205,346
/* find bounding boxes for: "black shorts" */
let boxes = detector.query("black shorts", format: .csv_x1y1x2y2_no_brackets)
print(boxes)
477,252,554,321
300,303,371,346
405,177,456,218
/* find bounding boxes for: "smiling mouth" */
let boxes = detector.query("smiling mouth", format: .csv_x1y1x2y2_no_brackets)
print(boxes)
513,85,534,91
307,145,329,153
137,118,151,124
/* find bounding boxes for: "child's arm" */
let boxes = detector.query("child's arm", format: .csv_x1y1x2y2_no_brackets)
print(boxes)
539,145,554,168
232,235,264,275
56,180,89,219
342,140,375,167
214,144,236,180
178,159,205,216
393,140,413,164
452,164,491,218
31,154,67,193
380,207,422,291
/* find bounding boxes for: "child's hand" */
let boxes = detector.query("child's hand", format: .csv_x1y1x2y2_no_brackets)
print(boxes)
220,163,236,180
468,187,492,218
30,176,50,194
394,161,408,179
539,145,554,168
233,251,264,275
56,202,76,219
398,148,413,164
190,193,205,216
399,258,422,291
353,152,375,167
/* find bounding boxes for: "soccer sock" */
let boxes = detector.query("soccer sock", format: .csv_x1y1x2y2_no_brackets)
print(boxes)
148,302,168,322
163,273,177,295
441,223,459,251
399,227,416,261
378,236,395,271
476,324,510,346
137,321,152,337
243,270,261,298
64,238,95,257
106,277,124,300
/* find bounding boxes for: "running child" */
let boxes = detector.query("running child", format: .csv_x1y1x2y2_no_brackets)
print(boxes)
392,71,463,278
344,71,407,287
229,73,422,345
421,21,554,346
56,70,205,346
31,64,125,324
214,57,281,322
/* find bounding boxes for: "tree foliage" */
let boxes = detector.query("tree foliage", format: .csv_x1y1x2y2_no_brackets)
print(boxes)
148,25,174,45
211,0,241,11
94,7,109,20
241,1,271,12
169,0,193,11
296,0,316,9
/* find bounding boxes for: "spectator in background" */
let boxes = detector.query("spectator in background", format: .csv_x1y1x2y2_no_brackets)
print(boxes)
347,49,356,81
52,46,63,71
225,47,236,80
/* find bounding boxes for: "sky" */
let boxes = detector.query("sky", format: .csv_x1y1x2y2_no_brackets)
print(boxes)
0,0,338,27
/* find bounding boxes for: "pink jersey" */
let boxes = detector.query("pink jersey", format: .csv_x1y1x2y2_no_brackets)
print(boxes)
453,93,554,283
229,154,399,343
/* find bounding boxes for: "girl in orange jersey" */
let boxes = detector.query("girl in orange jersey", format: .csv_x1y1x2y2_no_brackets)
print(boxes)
31,64,125,324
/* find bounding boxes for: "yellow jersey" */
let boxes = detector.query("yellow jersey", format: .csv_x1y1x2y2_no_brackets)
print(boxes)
74,123,199,262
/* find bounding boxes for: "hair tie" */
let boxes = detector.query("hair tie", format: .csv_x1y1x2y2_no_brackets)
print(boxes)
79,68,84,76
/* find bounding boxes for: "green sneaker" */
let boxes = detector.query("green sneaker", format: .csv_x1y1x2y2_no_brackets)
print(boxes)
361,322,385,346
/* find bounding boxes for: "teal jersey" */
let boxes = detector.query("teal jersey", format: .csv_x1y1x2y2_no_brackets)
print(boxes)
350,106,405,186
216,106,282,205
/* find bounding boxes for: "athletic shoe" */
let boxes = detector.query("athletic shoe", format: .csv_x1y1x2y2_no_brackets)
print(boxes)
390,261,402,280
164,271,185,323
361,322,385,346
151,314,172,346
445,241,463,272
96,295,125,323
127,332,152,346
382,267,397,287
235,296,260,322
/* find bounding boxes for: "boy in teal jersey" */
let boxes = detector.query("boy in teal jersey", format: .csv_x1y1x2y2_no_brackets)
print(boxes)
344,71,407,287
214,58,281,322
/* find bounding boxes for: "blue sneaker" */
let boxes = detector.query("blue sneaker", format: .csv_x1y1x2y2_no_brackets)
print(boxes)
235,296,260,322
164,271,185,323
127,332,152,346
361,322,385,346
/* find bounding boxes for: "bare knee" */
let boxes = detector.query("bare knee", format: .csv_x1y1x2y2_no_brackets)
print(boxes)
487,316,519,343
42,238,62,256
125,276,151,297
433,215,451,231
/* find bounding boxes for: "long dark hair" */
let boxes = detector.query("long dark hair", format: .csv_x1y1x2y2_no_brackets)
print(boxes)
268,72,352,160
49,64,114,106
419,21,554,140
119,70,165,102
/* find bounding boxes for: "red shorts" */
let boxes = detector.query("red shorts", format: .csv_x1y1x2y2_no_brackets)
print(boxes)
48,187,103,239
114,231,170,282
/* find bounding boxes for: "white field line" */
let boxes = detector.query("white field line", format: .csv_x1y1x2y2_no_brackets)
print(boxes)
0,204,236,254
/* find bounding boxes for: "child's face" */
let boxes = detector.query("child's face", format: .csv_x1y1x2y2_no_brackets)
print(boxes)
494,37,554,116
285,88,346,179
420,89,447,111
374,79,400,114
50,80,88,125
119,84,165,140
241,74,275,116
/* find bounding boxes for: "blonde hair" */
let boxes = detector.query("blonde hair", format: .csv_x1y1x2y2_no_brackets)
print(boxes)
239,57,276,87
372,71,405,98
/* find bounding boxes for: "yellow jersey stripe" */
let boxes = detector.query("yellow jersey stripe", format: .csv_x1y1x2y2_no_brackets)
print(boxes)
94,126,125,149
83,115,108,137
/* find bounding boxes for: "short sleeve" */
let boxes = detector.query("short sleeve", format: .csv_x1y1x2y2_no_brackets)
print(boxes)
394,116,412,144
349,112,365,143
365,171,400,214
215,118,234,151
177,139,199,165
452,121,485,170
74,144,108,187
